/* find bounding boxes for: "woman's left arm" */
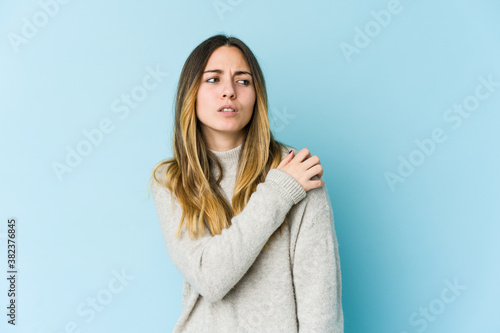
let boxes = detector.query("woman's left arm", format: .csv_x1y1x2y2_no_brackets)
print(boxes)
293,200,344,332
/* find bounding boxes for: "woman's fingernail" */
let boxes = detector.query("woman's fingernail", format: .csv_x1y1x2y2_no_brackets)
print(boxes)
288,150,293,154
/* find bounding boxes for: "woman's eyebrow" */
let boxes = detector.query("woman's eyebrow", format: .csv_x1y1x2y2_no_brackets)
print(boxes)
203,69,252,76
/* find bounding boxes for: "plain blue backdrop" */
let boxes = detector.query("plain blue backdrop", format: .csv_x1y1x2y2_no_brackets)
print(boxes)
1,0,499,332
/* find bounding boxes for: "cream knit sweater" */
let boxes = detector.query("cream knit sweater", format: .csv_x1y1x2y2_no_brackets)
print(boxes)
151,143,343,332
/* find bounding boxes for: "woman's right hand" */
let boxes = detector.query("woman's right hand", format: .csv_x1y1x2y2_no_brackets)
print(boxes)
276,148,325,192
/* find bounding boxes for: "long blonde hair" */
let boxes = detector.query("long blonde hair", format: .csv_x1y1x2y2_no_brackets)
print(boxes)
149,34,291,249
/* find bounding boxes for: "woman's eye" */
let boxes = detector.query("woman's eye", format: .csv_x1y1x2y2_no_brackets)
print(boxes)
206,77,250,85
237,79,250,86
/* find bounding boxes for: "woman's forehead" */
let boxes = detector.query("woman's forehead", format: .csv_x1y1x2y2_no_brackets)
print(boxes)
204,46,251,72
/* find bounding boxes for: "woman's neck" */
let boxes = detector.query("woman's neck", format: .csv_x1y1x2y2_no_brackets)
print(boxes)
209,143,242,174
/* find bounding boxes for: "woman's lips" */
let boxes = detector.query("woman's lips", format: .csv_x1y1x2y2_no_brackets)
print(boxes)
218,110,238,116
218,104,238,112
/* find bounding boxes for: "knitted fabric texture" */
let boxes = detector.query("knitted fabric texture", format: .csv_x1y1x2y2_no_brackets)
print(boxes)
151,143,343,332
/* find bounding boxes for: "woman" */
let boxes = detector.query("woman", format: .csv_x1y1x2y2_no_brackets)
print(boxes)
150,34,343,332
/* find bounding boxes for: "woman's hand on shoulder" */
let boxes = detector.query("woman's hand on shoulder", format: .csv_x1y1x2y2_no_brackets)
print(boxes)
276,148,325,192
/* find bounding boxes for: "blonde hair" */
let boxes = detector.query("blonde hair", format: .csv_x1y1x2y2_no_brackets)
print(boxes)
149,34,291,249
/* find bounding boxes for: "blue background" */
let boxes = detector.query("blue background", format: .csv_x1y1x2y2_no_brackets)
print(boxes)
1,0,499,332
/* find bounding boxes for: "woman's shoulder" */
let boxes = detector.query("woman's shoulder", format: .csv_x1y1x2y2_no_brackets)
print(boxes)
153,159,170,181
150,158,175,195
278,143,333,211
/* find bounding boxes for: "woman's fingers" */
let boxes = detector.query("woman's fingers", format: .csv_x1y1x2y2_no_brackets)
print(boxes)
293,148,311,163
301,154,321,171
305,164,323,182
276,147,325,192
277,149,294,168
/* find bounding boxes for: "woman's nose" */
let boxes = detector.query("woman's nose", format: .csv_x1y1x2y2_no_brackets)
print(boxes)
221,81,236,99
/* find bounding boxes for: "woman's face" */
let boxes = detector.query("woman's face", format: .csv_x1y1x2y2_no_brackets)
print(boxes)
196,45,256,150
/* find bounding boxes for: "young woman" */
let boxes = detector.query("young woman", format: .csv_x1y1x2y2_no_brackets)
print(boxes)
150,34,343,332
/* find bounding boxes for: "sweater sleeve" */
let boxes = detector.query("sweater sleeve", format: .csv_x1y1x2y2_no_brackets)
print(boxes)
293,201,343,332
152,168,306,303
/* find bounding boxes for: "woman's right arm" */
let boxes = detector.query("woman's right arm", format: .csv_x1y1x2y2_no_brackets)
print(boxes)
152,166,305,303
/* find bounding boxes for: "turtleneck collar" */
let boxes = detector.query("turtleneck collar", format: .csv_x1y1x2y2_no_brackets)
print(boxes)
209,143,242,172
